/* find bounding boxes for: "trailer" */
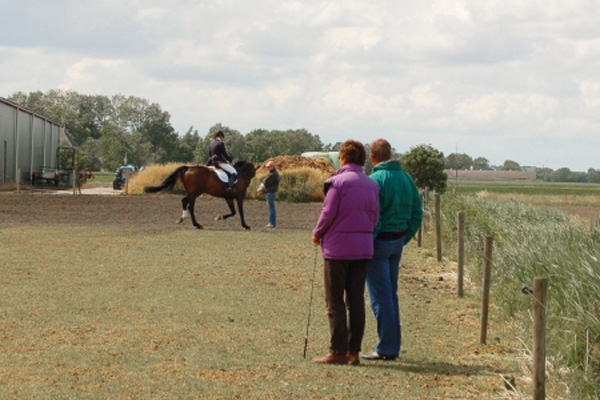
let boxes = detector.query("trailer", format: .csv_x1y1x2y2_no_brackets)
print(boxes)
33,166,60,185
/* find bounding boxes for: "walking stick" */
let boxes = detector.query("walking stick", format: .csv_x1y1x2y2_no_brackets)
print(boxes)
303,245,319,358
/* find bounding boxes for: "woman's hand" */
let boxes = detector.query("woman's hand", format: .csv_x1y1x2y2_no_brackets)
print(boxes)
312,235,321,246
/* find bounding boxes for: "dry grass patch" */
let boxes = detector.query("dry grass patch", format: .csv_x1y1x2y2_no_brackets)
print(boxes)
0,222,534,399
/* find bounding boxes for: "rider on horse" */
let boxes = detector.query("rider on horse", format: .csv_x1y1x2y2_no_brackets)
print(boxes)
207,130,237,193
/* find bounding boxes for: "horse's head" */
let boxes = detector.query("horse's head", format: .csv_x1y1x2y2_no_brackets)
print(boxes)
234,160,256,181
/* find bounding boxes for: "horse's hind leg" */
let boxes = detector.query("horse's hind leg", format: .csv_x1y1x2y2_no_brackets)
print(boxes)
177,196,190,224
188,197,203,229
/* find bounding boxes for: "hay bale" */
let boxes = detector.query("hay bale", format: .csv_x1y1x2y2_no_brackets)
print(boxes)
256,155,335,175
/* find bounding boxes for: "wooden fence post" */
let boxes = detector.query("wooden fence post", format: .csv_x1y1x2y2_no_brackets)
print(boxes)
423,187,429,230
417,189,428,248
17,167,21,193
479,236,493,344
533,277,547,400
435,193,442,262
457,211,465,297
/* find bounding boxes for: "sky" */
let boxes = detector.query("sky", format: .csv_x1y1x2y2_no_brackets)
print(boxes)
1,1,599,171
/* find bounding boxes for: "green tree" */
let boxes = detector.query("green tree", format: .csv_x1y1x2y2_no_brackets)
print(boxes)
241,128,323,162
472,157,490,170
125,131,153,168
139,103,177,163
536,167,554,181
445,153,472,170
551,167,572,182
111,95,150,133
98,125,132,172
401,144,447,193
323,142,341,152
171,127,202,163
501,160,521,171
587,168,600,183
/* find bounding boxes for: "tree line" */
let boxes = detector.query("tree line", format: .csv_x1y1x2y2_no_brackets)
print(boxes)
9,90,331,172
444,152,600,183
8,90,599,184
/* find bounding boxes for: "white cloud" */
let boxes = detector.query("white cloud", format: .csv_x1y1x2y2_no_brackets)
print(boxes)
2,0,600,170
579,81,600,108
60,58,129,90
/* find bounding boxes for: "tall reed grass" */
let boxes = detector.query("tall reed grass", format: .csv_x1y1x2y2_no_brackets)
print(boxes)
440,194,600,398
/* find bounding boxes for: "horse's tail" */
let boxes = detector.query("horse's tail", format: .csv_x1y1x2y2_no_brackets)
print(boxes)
144,166,188,193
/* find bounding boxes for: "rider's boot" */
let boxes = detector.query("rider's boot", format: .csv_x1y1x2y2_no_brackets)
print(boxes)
226,174,237,194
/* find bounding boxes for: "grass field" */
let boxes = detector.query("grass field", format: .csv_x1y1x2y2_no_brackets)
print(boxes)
449,179,600,196
1,220,528,399
3,178,595,398
88,173,114,184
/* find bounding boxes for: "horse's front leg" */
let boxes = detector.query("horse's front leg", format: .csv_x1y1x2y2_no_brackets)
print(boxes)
187,197,203,229
237,196,250,230
215,198,236,221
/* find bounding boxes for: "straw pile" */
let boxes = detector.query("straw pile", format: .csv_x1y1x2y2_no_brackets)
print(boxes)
255,155,334,175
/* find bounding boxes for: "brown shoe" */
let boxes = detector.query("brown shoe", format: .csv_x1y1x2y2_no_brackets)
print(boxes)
346,351,360,366
312,352,347,365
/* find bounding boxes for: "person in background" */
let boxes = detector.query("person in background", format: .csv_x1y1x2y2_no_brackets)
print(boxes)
362,138,423,361
311,140,379,365
207,130,237,193
258,160,280,228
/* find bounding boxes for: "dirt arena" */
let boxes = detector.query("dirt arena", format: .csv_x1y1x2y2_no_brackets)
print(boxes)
0,190,323,231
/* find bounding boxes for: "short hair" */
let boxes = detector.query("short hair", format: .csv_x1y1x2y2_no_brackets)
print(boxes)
214,130,224,138
369,138,392,163
339,140,366,166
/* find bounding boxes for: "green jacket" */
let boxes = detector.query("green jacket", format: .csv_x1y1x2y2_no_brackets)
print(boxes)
370,160,423,244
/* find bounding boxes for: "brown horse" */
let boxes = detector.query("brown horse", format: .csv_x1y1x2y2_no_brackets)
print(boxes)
144,160,256,230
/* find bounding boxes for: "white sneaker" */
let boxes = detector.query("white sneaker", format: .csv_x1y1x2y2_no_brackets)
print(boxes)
265,224,275,228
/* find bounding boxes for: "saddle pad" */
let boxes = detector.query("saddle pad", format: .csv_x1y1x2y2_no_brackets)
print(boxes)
210,167,236,184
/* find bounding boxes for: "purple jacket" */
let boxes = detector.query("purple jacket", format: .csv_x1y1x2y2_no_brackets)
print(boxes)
312,163,379,260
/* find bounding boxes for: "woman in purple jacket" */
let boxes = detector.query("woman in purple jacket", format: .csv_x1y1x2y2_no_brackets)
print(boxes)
311,140,379,365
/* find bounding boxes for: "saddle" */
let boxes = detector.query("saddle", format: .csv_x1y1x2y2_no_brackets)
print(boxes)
209,166,238,184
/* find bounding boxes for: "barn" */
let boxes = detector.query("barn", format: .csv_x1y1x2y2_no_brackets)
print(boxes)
0,97,62,185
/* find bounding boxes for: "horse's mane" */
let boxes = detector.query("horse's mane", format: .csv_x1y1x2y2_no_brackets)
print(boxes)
234,160,256,180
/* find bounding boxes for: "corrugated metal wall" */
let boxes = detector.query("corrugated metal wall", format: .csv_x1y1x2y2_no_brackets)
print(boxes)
0,97,62,185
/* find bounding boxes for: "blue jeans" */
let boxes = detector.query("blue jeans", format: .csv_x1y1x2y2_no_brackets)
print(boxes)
366,236,405,356
266,192,276,226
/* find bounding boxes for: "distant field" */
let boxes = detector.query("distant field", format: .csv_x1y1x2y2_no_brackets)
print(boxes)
88,172,114,184
450,179,600,196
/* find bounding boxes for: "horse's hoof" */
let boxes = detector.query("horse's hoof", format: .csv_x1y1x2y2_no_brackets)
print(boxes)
243,226,251,230
176,219,183,224
215,215,223,221
195,224,204,229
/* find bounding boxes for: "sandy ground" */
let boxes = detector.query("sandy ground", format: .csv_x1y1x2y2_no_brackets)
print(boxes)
0,186,322,231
